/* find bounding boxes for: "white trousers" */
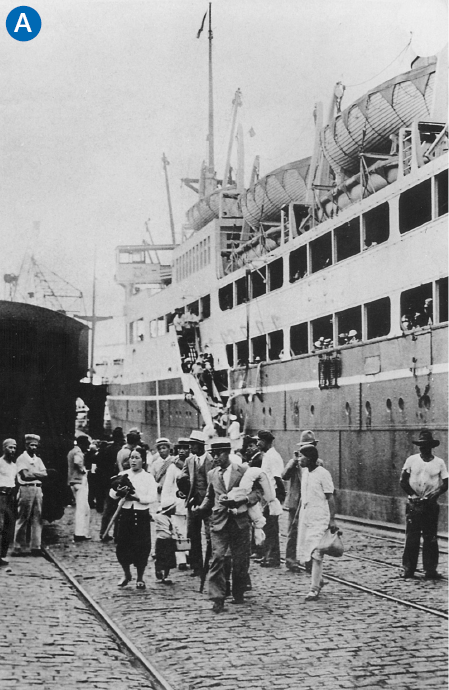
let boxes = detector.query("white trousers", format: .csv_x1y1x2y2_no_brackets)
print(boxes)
172,513,188,565
71,476,90,537
13,486,43,551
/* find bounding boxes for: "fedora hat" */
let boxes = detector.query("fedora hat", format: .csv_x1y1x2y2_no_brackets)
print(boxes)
210,438,231,453
412,429,440,448
189,430,206,444
257,429,274,443
176,437,191,447
297,430,318,447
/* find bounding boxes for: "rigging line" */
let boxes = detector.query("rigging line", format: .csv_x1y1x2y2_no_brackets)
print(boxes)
345,34,413,88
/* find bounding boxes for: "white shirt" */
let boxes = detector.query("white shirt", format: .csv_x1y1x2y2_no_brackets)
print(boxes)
16,451,46,485
0,456,17,487
110,469,158,510
402,453,448,498
221,464,233,490
196,452,207,468
261,446,284,491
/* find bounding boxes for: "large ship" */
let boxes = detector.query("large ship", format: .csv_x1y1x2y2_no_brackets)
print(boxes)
105,24,448,528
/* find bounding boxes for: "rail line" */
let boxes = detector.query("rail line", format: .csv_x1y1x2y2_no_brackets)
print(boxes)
42,546,175,690
342,551,449,578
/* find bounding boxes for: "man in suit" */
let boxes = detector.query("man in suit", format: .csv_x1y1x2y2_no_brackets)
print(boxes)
177,430,214,576
197,439,259,613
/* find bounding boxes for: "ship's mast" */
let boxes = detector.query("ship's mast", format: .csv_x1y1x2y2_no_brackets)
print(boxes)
162,153,176,246
204,2,216,196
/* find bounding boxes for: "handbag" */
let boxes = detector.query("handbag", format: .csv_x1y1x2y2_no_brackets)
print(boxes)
175,538,191,552
318,528,344,557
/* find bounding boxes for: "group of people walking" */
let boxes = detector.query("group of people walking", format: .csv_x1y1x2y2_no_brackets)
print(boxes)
0,425,446,613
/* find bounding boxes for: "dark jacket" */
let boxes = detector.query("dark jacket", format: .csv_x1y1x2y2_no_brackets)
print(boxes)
199,463,258,532
177,452,214,506
282,457,301,510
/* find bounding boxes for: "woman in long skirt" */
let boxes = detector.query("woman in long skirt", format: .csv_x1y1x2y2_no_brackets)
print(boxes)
296,444,337,601
111,446,158,589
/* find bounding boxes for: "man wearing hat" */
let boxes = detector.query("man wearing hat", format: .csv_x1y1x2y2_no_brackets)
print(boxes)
228,414,241,451
149,438,173,494
282,430,319,572
177,430,214,576
400,430,448,579
161,439,190,571
257,430,285,567
197,439,258,612
11,434,47,556
68,435,92,543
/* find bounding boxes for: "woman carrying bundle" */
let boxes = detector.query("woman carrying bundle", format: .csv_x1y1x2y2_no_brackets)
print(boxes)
111,446,158,590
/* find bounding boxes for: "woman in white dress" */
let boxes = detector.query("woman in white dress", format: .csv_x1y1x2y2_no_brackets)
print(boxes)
296,444,337,601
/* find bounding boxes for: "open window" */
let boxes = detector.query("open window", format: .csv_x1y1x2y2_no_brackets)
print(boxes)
268,258,283,292
268,330,284,360
251,267,267,298
187,300,199,315
399,179,432,234
236,276,248,305
290,322,308,356
366,297,391,339
310,232,332,273
400,283,433,329
200,294,211,319
236,340,249,366
289,245,307,282
336,306,362,344
437,277,448,323
363,202,389,248
219,284,234,311
436,169,448,217
311,314,334,349
226,344,234,367
251,334,267,362
335,217,360,262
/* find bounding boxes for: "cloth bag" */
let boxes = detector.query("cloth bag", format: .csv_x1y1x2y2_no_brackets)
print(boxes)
175,538,191,551
318,528,344,557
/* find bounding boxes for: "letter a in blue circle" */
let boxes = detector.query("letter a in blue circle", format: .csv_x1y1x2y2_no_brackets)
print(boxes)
6,6,41,41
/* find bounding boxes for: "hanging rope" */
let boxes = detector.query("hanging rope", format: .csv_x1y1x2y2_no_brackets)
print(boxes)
345,34,413,89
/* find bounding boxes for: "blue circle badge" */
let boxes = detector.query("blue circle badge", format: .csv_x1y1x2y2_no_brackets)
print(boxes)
6,6,41,41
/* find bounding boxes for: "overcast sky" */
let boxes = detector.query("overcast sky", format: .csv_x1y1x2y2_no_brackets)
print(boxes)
0,0,446,325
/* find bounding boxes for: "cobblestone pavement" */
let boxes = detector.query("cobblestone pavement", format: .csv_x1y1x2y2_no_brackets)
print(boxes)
37,507,448,690
0,549,158,689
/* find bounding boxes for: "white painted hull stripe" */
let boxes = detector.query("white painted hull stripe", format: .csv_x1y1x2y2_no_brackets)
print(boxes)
107,362,447,402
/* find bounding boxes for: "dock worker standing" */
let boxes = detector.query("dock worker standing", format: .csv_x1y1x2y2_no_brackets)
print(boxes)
177,430,214,576
0,439,18,565
257,430,285,567
196,438,258,613
68,435,92,543
400,429,448,580
12,434,47,557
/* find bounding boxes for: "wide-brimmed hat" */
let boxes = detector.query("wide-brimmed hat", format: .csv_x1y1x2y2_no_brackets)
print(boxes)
297,430,318,447
412,429,440,448
156,437,171,447
176,437,190,448
210,438,231,453
229,414,238,421
257,430,274,443
189,430,206,444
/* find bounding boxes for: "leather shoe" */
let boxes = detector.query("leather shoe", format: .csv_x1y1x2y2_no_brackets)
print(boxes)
399,570,415,579
0,558,9,566
190,570,201,577
260,561,280,568
231,598,245,605
212,600,225,613
305,590,319,602
424,572,444,580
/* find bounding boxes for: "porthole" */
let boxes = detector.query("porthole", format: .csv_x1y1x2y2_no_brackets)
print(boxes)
398,397,405,411
386,398,392,411
310,405,315,415
345,402,351,416
365,401,371,414
269,407,272,416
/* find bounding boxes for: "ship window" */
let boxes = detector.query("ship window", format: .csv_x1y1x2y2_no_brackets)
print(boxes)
400,283,433,329
363,202,389,248
252,334,267,362
335,217,360,262
236,276,248,305
187,300,199,316
366,297,391,339
131,318,145,342
157,317,165,337
268,258,283,292
312,314,334,349
251,267,267,299
399,179,431,233
149,320,157,338
336,306,362,344
165,313,174,333
226,344,234,367
436,169,448,217
268,330,284,360
290,322,308,356
289,245,307,282
219,284,234,311
310,232,332,273
236,340,249,366
437,277,448,323
200,294,211,320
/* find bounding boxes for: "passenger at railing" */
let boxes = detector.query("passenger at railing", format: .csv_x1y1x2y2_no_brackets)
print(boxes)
414,311,428,328
423,298,433,325
338,332,349,345
401,313,414,332
192,358,204,378
347,330,360,343
313,337,325,351
201,360,217,401
173,309,185,334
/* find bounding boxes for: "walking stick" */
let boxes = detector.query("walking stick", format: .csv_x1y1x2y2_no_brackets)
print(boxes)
100,495,127,541
199,540,212,593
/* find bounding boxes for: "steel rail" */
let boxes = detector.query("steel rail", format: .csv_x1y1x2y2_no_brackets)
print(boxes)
342,551,449,578
295,565,448,619
43,546,176,690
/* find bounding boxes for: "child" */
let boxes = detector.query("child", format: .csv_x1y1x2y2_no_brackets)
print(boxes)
153,502,177,584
